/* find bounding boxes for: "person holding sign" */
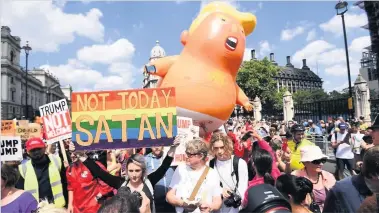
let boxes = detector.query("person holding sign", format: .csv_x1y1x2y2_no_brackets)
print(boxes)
17,137,67,208
66,150,114,213
70,138,180,213
1,164,38,213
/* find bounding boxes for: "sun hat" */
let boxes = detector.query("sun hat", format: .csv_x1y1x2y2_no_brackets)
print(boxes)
300,145,328,162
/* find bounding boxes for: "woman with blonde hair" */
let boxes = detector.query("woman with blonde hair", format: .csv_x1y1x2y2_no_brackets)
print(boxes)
70,139,179,213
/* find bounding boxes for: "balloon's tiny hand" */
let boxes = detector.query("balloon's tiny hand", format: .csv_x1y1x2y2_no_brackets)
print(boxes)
243,102,253,112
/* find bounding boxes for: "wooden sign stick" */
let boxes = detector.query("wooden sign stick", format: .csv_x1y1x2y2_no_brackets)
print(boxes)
59,140,69,167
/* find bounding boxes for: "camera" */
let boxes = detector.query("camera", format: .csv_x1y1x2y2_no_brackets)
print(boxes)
241,132,252,141
131,191,143,207
240,184,291,213
224,190,242,208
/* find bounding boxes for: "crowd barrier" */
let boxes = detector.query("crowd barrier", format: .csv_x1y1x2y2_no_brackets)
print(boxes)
305,135,335,160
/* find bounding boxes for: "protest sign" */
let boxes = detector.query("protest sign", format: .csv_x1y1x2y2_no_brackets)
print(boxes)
172,117,199,166
72,88,177,151
39,99,72,144
1,136,22,161
16,123,42,140
1,120,16,136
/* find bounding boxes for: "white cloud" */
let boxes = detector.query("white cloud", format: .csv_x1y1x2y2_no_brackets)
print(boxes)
280,26,306,41
1,0,104,52
319,13,367,36
349,36,371,52
77,39,135,64
306,29,317,41
292,40,335,66
41,39,138,91
259,40,272,57
292,36,369,79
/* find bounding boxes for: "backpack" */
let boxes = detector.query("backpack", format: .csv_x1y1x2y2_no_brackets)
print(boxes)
209,155,240,188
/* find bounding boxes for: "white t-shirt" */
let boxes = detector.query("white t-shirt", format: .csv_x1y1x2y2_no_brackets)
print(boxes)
214,157,248,213
169,164,223,213
351,133,364,154
331,132,354,159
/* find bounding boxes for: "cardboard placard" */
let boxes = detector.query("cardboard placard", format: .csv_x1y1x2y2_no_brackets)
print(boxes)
1,120,16,136
1,136,23,161
39,99,72,144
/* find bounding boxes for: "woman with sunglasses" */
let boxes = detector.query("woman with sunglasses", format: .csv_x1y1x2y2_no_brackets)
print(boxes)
291,145,336,212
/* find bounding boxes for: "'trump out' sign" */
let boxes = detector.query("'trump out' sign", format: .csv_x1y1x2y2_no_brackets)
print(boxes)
39,99,72,144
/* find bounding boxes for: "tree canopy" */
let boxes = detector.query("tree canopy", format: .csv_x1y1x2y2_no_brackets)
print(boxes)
237,58,351,116
292,88,349,105
237,57,282,115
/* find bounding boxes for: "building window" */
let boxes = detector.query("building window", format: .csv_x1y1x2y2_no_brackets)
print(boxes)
10,77,14,84
10,51,14,63
11,90,15,102
368,68,378,81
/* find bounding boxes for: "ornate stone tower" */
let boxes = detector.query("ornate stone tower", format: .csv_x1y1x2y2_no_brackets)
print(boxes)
143,40,166,88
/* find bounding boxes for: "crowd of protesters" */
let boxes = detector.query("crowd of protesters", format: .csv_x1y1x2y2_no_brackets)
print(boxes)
2,114,379,213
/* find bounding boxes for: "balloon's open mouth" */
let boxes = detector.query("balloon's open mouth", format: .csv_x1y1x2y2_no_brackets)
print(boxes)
225,37,237,51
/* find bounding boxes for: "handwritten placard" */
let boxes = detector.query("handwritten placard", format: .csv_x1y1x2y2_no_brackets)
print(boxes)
1,120,16,136
72,88,177,151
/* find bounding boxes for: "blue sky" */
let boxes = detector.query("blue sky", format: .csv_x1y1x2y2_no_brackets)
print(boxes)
1,0,371,92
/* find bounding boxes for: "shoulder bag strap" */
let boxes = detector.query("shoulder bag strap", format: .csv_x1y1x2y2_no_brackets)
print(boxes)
233,156,239,188
188,166,210,201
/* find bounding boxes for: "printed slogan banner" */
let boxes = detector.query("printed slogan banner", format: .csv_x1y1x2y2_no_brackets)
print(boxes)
39,99,72,144
72,88,177,151
1,136,23,161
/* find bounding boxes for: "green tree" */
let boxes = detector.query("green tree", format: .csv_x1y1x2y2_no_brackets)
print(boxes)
293,90,313,105
237,57,281,115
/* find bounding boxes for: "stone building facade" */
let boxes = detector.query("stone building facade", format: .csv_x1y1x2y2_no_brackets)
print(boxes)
1,26,71,120
249,50,323,93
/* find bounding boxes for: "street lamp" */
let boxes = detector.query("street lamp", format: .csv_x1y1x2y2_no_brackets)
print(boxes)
22,41,32,120
335,0,354,119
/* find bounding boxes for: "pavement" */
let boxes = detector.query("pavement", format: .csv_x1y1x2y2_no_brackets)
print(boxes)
323,160,353,178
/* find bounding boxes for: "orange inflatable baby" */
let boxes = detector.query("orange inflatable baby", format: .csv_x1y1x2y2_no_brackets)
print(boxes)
144,2,257,135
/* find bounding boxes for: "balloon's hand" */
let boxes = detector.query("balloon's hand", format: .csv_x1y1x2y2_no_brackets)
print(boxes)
144,65,156,74
243,102,253,112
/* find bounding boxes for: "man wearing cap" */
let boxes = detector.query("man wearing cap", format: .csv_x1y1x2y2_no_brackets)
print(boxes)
17,137,67,207
331,123,355,180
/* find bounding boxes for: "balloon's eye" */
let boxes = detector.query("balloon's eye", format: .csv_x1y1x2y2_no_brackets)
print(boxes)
221,18,226,21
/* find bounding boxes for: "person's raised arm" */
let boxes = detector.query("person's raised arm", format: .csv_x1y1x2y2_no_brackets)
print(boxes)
69,142,125,189
147,139,179,186
78,153,125,189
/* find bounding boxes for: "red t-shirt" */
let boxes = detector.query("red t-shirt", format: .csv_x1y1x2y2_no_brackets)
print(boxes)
256,139,281,180
66,161,114,213
234,139,252,162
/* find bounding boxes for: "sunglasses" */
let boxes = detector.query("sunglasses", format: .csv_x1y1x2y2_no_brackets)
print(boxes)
311,159,327,165
185,152,201,158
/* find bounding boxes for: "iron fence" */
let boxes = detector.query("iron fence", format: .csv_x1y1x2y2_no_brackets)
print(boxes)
305,135,335,160
294,98,350,122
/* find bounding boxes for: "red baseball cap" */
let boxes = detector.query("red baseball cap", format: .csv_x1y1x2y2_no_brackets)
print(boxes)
25,137,46,151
